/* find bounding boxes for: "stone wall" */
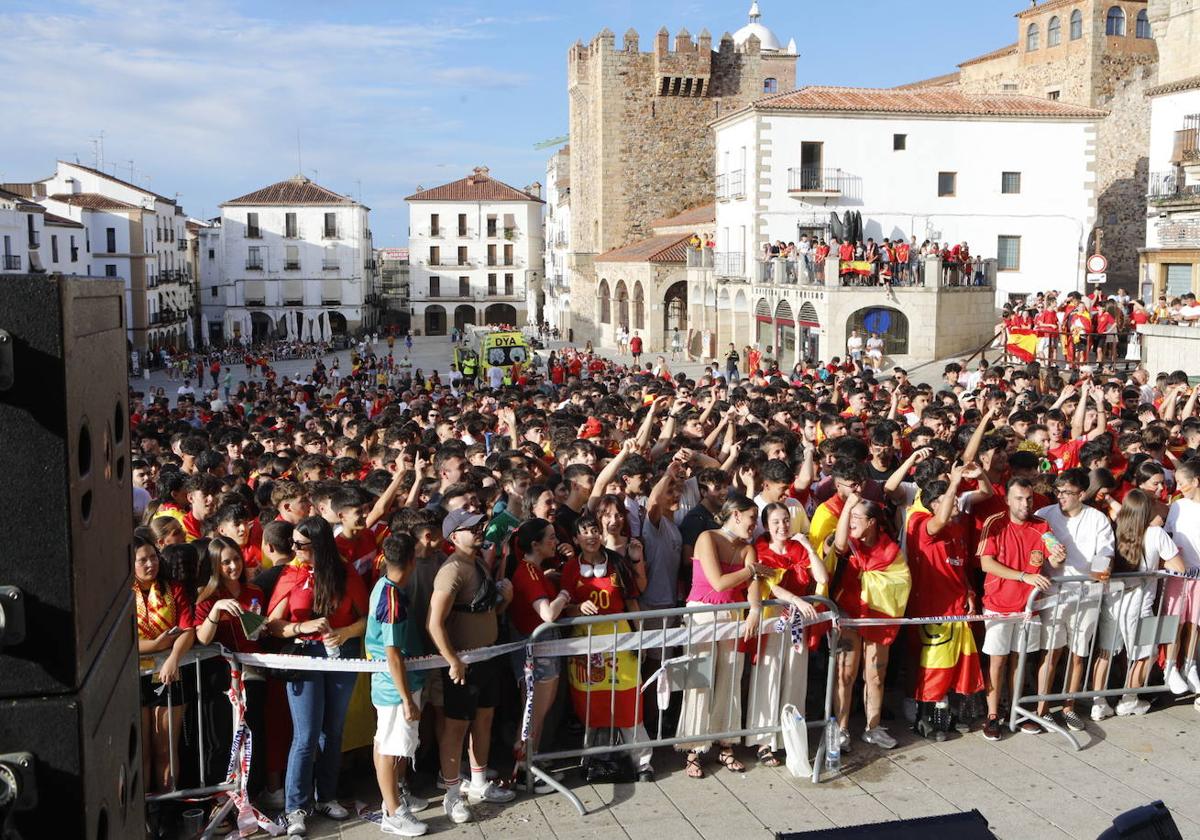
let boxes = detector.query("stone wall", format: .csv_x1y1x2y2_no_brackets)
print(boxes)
1138,322,1200,375
567,27,796,345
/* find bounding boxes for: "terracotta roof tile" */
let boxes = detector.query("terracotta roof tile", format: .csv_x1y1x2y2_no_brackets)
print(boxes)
957,43,1019,68
223,175,359,207
406,167,544,203
651,203,716,228
1148,73,1200,97
894,71,961,90
750,85,1105,118
58,161,175,203
43,211,83,228
596,233,692,264
48,192,140,211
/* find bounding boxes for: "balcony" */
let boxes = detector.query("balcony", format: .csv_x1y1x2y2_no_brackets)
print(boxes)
1148,171,1200,206
686,247,714,268
717,170,745,201
323,260,340,270
788,167,861,198
177,239,187,251
284,227,301,239
245,298,265,307
246,229,262,239
754,257,819,286
321,298,341,306
285,260,301,270
429,257,473,269
246,259,264,270
1171,115,1200,164
322,227,340,240
3,255,21,270
714,251,744,277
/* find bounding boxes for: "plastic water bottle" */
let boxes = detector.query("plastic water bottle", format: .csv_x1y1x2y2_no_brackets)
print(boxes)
324,639,341,659
249,598,261,615
825,717,841,774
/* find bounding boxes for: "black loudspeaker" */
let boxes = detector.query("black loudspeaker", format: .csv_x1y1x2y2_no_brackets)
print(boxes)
1097,801,1182,840
778,810,998,840
0,599,144,840
0,276,134,697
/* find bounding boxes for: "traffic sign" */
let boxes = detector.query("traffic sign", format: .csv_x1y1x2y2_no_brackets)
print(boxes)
1087,272,1107,284
1087,254,1108,274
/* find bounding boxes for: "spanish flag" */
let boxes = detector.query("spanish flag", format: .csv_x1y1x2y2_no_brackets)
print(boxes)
911,621,985,703
1005,327,1039,363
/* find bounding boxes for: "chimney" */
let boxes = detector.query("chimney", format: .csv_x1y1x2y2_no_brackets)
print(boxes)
67,177,81,194
526,182,542,199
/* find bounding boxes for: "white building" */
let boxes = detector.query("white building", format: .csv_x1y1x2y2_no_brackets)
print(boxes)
712,86,1102,307
201,175,375,345
406,167,543,336
0,188,47,276
1141,0,1200,301
543,147,571,332
36,162,192,351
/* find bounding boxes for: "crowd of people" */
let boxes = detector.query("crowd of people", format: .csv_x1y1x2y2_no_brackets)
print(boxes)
129,332,1200,838
753,235,986,288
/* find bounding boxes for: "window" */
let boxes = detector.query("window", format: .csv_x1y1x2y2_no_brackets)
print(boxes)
504,273,514,295
458,213,467,236
285,245,300,269
1027,23,1040,50
763,77,778,94
105,264,117,277
1136,9,1151,38
429,246,440,265
1070,9,1083,39
486,215,497,237
247,246,263,269
210,286,218,298
893,133,907,151
429,275,440,297
246,212,260,238
1106,6,1126,36
1002,83,1019,92
997,236,1021,271
487,244,497,266
1048,90,1061,100
503,243,514,266
488,273,497,295
938,172,957,197
208,248,215,260
323,212,337,238
458,276,470,297
105,227,116,253
285,212,298,238
51,235,58,263
457,246,468,266
430,213,440,236
70,235,78,262
1047,15,1061,46
1002,172,1022,194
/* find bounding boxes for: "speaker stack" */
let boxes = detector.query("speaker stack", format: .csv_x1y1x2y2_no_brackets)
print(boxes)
0,276,142,839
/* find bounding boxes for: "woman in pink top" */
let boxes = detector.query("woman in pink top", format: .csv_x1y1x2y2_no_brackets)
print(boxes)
676,494,772,778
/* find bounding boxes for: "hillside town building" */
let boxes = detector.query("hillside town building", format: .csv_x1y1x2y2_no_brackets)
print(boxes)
542,146,571,334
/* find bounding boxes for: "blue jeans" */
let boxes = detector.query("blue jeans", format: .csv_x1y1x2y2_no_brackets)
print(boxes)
284,638,360,812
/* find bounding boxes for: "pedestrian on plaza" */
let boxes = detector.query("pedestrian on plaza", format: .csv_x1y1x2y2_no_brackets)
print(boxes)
630,331,643,367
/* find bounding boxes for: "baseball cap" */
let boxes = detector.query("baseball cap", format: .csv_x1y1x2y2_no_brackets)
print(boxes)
442,509,485,539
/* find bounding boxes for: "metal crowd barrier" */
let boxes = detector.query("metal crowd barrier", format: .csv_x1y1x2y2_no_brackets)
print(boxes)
521,597,842,815
1010,570,1196,750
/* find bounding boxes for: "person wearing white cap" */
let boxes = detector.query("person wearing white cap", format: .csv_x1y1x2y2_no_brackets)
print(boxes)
427,509,515,824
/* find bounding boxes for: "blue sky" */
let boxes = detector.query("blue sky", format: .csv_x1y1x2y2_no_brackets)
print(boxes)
0,0,1020,246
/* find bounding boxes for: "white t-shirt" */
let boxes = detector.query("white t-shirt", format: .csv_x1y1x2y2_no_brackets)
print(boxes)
1165,498,1200,570
752,493,810,540
846,335,863,356
1179,304,1200,324
488,365,504,389
1035,504,1115,575
176,385,194,398
866,337,884,358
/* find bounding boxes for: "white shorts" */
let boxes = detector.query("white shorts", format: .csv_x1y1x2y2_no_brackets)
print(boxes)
1096,584,1155,661
1038,582,1102,657
374,690,422,758
982,611,1039,656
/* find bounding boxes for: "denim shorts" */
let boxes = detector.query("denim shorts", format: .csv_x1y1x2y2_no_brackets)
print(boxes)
509,625,560,684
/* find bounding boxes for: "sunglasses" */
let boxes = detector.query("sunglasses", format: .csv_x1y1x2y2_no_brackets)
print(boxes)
292,540,312,550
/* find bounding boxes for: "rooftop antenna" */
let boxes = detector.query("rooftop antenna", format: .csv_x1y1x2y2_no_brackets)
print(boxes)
309,169,319,183
127,160,136,182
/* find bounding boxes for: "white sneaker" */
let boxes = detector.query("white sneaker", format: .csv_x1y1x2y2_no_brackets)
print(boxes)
400,786,428,812
380,805,428,837
285,809,307,837
1194,696,1200,713
315,800,350,821
443,792,472,825
1091,699,1113,721
1185,665,1200,694
861,727,898,750
464,780,517,803
1166,667,1189,695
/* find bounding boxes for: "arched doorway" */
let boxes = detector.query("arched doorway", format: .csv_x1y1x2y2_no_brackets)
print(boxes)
663,280,687,349
327,311,348,337
597,279,611,325
798,301,820,363
754,298,772,351
424,305,446,336
733,289,750,348
847,306,909,356
250,311,272,343
614,280,630,330
632,281,645,330
484,303,517,326
774,300,795,366
454,304,476,333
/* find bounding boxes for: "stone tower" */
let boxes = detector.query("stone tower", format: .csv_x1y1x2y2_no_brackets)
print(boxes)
565,3,797,342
